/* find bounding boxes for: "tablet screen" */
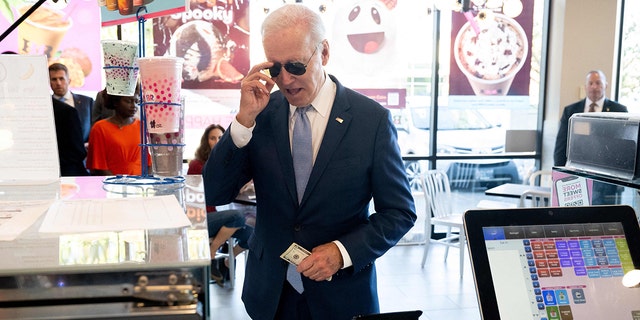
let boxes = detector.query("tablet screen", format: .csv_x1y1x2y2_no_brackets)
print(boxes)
465,206,640,320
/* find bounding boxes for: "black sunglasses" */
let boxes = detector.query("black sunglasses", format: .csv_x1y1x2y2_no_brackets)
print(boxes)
268,45,319,78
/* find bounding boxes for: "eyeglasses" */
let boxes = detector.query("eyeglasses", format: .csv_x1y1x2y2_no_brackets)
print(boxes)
268,45,319,78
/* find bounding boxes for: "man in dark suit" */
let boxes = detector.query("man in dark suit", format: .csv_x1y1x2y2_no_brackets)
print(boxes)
203,4,416,320
52,98,89,176
553,70,627,204
49,63,94,143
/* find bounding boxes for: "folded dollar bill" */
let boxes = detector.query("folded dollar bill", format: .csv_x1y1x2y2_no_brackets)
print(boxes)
280,242,311,266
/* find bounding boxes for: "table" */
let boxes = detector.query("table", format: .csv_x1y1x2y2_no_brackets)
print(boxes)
485,183,551,199
0,175,211,320
234,190,257,206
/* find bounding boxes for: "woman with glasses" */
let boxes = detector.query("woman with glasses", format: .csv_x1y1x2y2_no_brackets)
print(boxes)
86,86,151,176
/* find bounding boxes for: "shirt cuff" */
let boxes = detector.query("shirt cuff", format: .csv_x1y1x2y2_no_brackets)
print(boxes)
230,116,255,148
333,240,353,269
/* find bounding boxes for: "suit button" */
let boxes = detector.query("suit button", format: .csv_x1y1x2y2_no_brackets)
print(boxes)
294,225,302,231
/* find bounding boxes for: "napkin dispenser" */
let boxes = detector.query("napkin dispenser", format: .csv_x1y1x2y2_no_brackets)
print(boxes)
566,112,640,180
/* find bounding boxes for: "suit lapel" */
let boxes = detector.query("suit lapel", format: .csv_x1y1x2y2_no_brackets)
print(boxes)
270,99,299,206
603,99,612,112
301,79,351,206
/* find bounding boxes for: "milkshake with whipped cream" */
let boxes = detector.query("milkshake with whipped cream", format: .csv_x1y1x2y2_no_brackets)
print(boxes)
454,13,528,96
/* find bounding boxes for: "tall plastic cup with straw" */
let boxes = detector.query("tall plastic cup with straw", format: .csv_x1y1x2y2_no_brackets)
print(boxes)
102,40,139,96
138,57,185,178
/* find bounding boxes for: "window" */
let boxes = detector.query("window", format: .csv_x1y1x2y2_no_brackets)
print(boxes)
619,1,640,111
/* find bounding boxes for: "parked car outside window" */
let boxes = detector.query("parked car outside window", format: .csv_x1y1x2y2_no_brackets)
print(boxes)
394,101,521,191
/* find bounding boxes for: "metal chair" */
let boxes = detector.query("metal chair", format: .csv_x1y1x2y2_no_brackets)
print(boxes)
448,162,478,190
214,237,237,288
528,169,552,187
420,170,466,278
518,189,551,207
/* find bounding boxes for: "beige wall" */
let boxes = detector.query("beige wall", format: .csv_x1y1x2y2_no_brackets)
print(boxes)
542,0,622,170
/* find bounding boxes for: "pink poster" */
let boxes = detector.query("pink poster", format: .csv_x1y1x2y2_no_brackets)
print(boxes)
552,170,593,207
0,1,102,91
152,0,249,89
100,0,187,27
449,1,534,97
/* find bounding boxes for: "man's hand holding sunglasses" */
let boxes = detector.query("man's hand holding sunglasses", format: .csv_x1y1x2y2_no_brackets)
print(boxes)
237,62,277,128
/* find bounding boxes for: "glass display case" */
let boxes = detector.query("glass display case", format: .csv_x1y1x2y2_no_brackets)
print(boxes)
0,175,210,320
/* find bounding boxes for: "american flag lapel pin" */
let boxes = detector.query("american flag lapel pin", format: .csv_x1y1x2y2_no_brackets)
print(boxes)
336,117,343,123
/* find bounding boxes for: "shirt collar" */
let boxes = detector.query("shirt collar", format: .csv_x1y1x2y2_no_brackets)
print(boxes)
586,96,605,107
54,92,73,101
289,73,334,118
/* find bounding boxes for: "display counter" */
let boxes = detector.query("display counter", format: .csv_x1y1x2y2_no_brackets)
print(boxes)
0,175,211,320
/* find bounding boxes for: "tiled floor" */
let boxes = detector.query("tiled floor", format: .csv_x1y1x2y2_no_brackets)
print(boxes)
209,243,481,320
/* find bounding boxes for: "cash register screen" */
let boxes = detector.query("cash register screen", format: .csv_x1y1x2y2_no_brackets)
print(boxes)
464,206,640,320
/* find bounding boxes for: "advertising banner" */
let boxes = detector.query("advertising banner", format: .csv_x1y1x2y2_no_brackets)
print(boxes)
448,0,534,108
0,0,102,91
152,0,249,89
552,170,592,207
100,0,188,27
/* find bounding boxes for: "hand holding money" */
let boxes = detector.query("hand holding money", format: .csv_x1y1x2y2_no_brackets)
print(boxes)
280,243,332,281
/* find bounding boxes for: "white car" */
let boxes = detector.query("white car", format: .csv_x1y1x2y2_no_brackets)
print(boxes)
394,105,521,191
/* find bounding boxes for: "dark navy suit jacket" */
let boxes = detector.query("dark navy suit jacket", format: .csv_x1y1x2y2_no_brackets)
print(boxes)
64,93,94,143
52,98,88,176
203,75,416,320
553,98,627,166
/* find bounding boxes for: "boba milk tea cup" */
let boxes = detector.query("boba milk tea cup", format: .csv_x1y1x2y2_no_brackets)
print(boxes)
102,40,139,96
138,57,185,178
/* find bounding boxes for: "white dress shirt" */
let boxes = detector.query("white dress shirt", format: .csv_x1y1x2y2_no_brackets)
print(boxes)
54,92,75,107
584,97,604,112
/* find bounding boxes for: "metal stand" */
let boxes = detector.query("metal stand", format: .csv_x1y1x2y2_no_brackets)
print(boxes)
103,6,184,202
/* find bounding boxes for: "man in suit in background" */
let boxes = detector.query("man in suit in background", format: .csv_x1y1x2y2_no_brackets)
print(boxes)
52,98,89,176
203,4,416,320
554,69,627,204
49,63,94,143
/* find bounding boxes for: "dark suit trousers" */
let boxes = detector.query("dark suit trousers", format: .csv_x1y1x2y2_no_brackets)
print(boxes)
274,281,312,320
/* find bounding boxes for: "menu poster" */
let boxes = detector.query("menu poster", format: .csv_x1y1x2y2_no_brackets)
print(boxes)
100,0,188,27
0,1,102,91
0,55,60,184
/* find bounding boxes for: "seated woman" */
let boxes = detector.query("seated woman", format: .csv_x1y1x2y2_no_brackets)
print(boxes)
189,124,253,286
86,87,151,176
187,123,224,176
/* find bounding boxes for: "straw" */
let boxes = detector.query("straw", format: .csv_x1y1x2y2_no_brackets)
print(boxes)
463,11,481,35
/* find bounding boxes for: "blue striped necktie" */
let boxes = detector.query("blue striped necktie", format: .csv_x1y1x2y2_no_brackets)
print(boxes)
292,105,313,204
288,105,312,294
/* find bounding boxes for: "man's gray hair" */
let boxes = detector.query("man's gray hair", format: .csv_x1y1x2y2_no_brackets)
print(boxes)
586,69,607,85
261,4,326,47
